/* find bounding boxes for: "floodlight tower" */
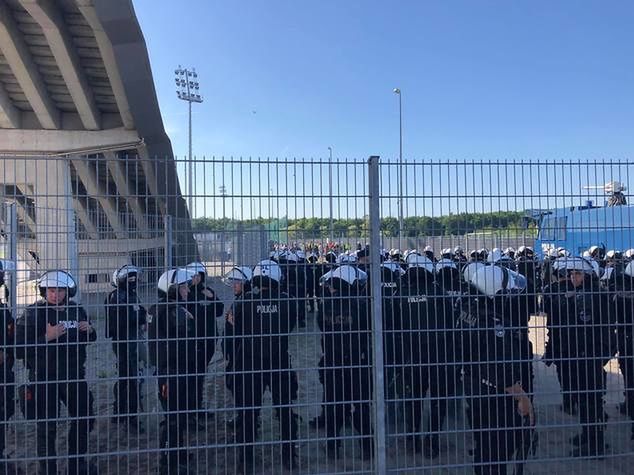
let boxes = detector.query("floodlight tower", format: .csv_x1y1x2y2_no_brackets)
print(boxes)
175,66,203,216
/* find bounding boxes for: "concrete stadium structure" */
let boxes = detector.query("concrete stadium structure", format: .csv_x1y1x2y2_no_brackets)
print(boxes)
0,0,196,295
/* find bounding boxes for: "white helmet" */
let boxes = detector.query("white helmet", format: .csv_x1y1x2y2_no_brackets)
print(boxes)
336,253,357,264
406,253,434,273
552,256,596,275
157,268,194,298
470,265,525,296
38,270,78,298
403,249,420,260
252,259,283,283
111,264,141,288
487,248,503,264
625,261,634,277
186,261,207,276
624,249,634,259
320,264,366,287
222,266,253,285
462,262,485,283
281,250,299,263
435,258,457,271
382,261,405,276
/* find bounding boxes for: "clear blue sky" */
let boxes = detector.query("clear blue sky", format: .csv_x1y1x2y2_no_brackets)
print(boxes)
133,1,634,219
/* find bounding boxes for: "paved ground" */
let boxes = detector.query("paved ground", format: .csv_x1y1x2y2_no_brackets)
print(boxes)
4,284,634,474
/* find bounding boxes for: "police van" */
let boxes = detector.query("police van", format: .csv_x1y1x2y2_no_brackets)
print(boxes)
529,181,634,258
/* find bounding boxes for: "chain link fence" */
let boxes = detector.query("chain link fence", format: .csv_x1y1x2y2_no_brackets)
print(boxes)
0,155,632,473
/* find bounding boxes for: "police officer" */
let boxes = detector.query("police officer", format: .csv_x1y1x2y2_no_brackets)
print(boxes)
16,270,96,475
613,260,634,436
148,268,197,474
457,265,535,474
105,264,146,431
399,254,453,458
221,266,252,429
319,265,373,460
0,261,15,473
543,257,614,457
231,260,298,473
378,261,403,402
185,262,224,429
221,266,252,393
278,250,306,329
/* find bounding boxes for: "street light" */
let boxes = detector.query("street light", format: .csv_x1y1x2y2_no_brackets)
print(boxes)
393,88,404,240
220,185,227,274
175,66,203,217
328,147,334,242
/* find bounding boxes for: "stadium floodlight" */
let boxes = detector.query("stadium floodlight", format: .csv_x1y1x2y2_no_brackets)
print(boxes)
174,65,204,217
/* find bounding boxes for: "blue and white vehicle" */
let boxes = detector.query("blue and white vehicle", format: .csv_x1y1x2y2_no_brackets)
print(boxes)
529,182,634,258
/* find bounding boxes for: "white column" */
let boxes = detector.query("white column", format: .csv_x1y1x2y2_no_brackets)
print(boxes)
32,158,80,300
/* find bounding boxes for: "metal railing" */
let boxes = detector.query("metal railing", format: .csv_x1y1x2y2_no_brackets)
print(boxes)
0,155,632,474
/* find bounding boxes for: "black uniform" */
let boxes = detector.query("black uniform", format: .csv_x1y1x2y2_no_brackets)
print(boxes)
282,260,306,329
0,302,15,465
456,291,531,474
187,283,223,420
318,280,373,459
105,286,147,420
544,276,614,454
232,285,298,470
223,281,250,394
15,300,96,475
399,269,454,456
148,296,197,472
612,273,634,435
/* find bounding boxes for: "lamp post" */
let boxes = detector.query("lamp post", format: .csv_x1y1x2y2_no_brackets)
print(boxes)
328,146,334,242
220,185,227,273
393,88,403,239
175,66,203,217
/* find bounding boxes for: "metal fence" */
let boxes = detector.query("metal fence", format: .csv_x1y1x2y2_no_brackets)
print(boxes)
0,155,633,474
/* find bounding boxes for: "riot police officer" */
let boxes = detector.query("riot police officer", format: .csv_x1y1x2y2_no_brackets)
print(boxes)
185,262,224,429
278,250,306,329
400,254,453,458
221,266,252,393
16,270,97,475
231,260,298,473
457,265,535,474
105,264,146,431
319,265,373,460
613,260,634,437
0,261,15,473
543,257,614,457
148,268,197,474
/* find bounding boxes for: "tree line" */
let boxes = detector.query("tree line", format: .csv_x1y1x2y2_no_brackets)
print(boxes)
192,211,534,238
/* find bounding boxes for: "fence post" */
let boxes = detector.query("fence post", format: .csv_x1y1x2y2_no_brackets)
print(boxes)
4,202,17,314
368,156,387,474
164,215,173,269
